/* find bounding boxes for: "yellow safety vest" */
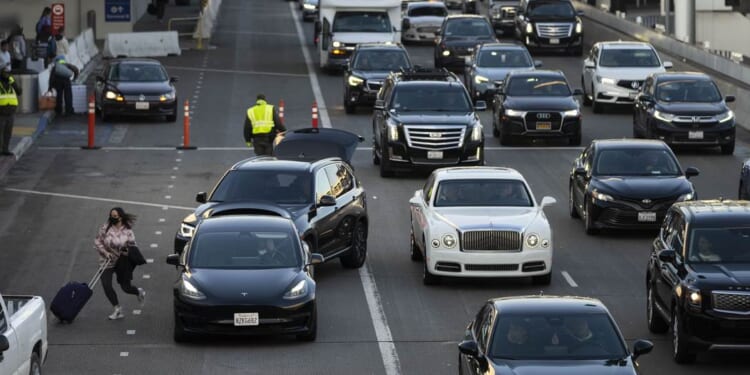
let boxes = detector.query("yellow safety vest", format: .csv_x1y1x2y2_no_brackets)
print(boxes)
246,100,275,135
0,77,18,107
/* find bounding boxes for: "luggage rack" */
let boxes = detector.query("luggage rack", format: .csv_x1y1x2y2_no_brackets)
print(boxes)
394,67,459,82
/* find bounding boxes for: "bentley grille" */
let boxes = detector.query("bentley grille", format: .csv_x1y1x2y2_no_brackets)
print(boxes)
462,230,522,251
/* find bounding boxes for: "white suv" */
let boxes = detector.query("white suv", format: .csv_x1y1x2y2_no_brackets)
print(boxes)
582,41,672,113
401,1,448,43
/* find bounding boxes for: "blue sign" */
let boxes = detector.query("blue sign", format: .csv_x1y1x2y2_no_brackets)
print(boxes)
105,0,131,22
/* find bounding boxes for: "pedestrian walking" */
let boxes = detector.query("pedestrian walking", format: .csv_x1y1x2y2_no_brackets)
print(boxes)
243,94,286,156
8,25,27,71
35,7,52,43
94,207,146,320
0,69,21,157
49,55,79,116
54,27,69,58
0,41,11,73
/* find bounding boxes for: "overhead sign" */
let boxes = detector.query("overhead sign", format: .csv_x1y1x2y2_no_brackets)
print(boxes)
105,0,131,22
51,3,64,32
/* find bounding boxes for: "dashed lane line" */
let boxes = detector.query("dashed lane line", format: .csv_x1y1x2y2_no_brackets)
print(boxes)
3,188,194,211
561,271,579,288
163,65,309,78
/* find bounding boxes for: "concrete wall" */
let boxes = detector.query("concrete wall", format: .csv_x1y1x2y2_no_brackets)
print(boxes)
696,11,750,56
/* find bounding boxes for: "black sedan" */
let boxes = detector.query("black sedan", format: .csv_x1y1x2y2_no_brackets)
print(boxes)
435,15,497,71
492,70,583,146
343,43,412,113
95,58,178,122
569,139,699,234
633,72,736,154
458,296,653,375
167,215,324,342
740,159,750,200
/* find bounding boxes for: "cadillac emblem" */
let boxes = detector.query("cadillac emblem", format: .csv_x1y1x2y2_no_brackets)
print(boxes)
429,132,442,138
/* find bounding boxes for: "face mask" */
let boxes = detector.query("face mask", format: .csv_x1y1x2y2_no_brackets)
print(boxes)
109,217,120,225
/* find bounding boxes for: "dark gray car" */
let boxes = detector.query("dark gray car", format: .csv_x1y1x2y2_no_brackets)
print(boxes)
464,43,540,102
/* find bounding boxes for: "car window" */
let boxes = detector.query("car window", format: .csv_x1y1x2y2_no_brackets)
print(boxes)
528,1,575,17
316,169,334,202
599,48,660,68
655,79,722,103
210,170,312,204
582,147,593,173
392,85,472,112
353,50,411,71
189,230,301,269
477,49,532,68
444,19,493,37
333,11,392,33
435,179,533,207
668,217,685,256
660,210,674,242
423,173,436,203
0,303,6,332
476,305,495,351
324,164,353,198
108,63,168,82
408,5,447,17
591,45,599,64
688,227,750,263
506,76,571,97
593,148,681,176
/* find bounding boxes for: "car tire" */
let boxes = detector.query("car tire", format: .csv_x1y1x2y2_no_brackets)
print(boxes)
532,272,552,285
344,100,356,114
592,96,603,114
423,258,441,285
173,312,192,343
29,352,41,375
296,305,318,341
647,285,669,333
582,78,592,106
492,125,500,138
721,142,735,155
499,124,513,146
569,128,581,146
569,183,580,218
584,200,598,235
166,112,177,122
372,148,380,165
340,221,367,268
100,110,110,123
410,228,423,261
379,145,394,177
672,310,697,364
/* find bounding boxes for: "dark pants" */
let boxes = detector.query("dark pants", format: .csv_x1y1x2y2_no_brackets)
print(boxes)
253,136,273,156
0,114,15,153
101,267,139,306
156,1,167,20
52,79,73,115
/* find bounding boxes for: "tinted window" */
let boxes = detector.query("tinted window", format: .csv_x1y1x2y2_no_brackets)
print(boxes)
688,227,750,263
656,79,722,103
353,50,411,71
210,170,312,204
189,230,301,269
477,49,532,68
594,148,681,176
506,76,571,97
599,48,660,67
324,164,353,198
423,173,436,203
434,179,533,207
669,218,685,256
333,11,392,33
444,19,493,37
476,305,495,351
392,85,472,112
408,6,447,17
490,313,628,360
108,63,168,82
0,303,6,332
528,2,575,17
316,169,333,201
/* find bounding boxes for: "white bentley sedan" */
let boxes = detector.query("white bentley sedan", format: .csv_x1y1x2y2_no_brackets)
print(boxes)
409,167,556,285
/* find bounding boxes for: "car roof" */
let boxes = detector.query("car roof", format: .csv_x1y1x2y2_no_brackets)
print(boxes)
507,69,564,79
598,41,654,50
652,72,712,81
198,215,294,232
491,296,610,315
230,156,329,172
479,43,527,51
356,43,405,51
407,1,447,8
592,138,669,150
445,14,487,20
435,166,526,181
110,58,163,65
675,200,750,227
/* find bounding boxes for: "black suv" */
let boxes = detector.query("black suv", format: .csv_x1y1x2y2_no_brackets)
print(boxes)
646,200,750,363
343,43,412,114
492,70,582,145
515,0,584,55
372,69,486,177
174,128,369,268
435,15,498,70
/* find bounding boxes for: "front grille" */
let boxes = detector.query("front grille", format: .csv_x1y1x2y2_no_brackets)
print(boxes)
403,125,466,150
462,230,522,251
417,26,439,33
618,195,679,210
597,207,666,226
535,23,573,38
712,291,750,314
465,264,519,272
616,80,644,90
367,81,382,91
524,112,562,131
124,94,161,101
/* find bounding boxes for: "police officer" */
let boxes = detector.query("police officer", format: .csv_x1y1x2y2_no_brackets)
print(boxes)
0,68,21,157
243,94,285,156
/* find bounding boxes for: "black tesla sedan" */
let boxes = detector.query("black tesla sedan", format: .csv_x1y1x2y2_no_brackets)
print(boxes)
492,70,583,146
95,58,178,122
458,296,653,375
569,139,699,234
167,215,323,342
633,72,736,154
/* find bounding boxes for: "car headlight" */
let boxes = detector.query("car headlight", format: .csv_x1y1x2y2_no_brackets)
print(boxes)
387,124,399,141
442,234,456,248
348,75,364,86
505,109,524,117
526,233,539,247
303,3,316,10
717,110,734,123
474,75,489,84
677,192,694,202
654,110,676,122
179,222,196,238
160,91,176,101
442,50,451,56
105,90,118,100
179,278,206,300
332,41,342,48
525,23,533,34
592,189,613,202
686,287,702,307
283,280,308,300
596,75,617,85
471,124,483,141
575,22,582,34
563,109,580,117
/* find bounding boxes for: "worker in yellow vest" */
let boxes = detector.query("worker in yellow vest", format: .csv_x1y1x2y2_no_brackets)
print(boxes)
243,94,285,156
0,68,21,157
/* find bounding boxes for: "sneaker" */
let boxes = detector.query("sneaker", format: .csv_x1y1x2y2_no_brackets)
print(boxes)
108,306,124,320
137,288,146,307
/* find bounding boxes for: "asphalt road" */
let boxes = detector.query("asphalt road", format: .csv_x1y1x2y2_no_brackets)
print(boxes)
0,1,749,374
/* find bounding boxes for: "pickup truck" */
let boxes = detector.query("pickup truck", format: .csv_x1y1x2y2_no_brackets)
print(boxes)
0,292,48,375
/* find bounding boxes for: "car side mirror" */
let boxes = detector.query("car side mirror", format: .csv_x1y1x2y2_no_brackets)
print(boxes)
584,60,595,69
574,166,587,176
374,99,385,110
663,61,673,69
577,10,585,16
402,18,411,30
458,340,479,357
534,60,543,68
169,76,178,83
166,253,182,266
684,167,700,179
540,196,557,208
632,339,654,360
658,249,676,263
309,253,325,265
572,88,584,96
196,192,207,204
318,195,336,207
725,95,736,103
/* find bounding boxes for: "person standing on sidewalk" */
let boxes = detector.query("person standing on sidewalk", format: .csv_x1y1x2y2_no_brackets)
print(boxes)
0,69,21,157
156,0,168,23
0,41,11,72
243,94,285,156
54,27,69,58
7,25,27,71
49,55,79,116
94,207,146,320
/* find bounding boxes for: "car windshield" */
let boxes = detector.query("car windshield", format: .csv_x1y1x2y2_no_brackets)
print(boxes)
599,48,660,67
108,63,168,82
656,80,722,103
210,170,312,204
189,230,301,269
505,76,571,96
392,85,472,112
434,179,533,207
528,2,575,17
478,49,532,68
594,148,681,176
490,313,628,361
444,19,493,38
353,50,411,71
333,11,392,33
408,6,447,17
688,227,750,263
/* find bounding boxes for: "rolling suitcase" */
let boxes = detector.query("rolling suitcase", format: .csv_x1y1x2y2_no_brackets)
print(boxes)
50,260,109,323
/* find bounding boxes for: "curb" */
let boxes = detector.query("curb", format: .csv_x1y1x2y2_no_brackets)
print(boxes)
11,111,56,160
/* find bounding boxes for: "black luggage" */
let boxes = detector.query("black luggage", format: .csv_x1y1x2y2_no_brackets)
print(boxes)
50,261,108,323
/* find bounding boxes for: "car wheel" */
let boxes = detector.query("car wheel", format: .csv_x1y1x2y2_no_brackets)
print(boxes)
423,258,441,285
340,221,367,268
166,112,177,122
492,125,500,138
721,141,735,155
372,147,380,165
581,78,592,106
296,305,317,341
410,228,422,261
379,144,394,177
344,100,356,114
173,311,192,343
569,183,580,218
584,200,598,235
672,310,697,364
532,272,552,285
29,352,41,375
592,92,603,114
647,285,669,333
499,124,513,146
569,128,581,146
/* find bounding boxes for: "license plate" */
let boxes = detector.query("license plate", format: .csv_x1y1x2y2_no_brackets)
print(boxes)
549,38,560,44
628,92,637,99
688,130,704,140
536,122,552,130
638,212,657,222
135,102,150,110
427,151,443,159
234,312,259,326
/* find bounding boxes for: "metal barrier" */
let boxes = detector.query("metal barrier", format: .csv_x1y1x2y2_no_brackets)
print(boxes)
168,16,200,36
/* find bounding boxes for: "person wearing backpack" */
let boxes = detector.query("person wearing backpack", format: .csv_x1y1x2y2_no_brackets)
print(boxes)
49,56,79,116
8,25,27,71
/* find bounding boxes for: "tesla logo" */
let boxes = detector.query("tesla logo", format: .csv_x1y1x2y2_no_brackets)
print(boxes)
631,81,640,89
429,132,442,138
642,199,652,204
139,94,146,101
536,113,551,119
240,292,248,296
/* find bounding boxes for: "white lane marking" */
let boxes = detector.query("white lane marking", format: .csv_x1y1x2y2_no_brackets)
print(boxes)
142,274,151,279
290,1,331,128
155,231,162,235
159,218,166,222
163,65,308,78
126,330,136,335
146,259,154,264
165,195,172,199
132,309,141,315
173,166,179,170
162,206,169,211
359,264,402,375
561,271,579,288
120,352,129,357
3,188,194,211
150,244,158,248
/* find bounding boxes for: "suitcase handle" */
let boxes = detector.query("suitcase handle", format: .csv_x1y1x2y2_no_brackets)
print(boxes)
88,259,110,289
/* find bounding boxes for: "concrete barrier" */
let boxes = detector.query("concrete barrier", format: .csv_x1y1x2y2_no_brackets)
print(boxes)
84,29,99,58
194,0,223,40
75,36,90,66
103,31,182,58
